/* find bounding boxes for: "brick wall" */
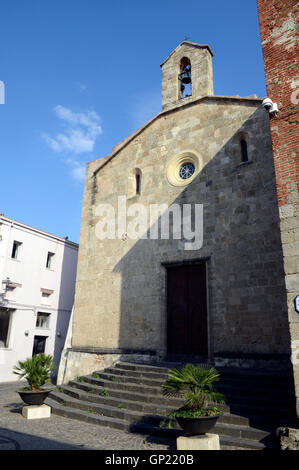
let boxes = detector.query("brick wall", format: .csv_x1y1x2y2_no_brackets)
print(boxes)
257,0,299,416
257,0,299,205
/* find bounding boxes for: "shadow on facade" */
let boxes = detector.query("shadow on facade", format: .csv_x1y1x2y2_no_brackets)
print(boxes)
113,110,291,362
109,109,296,430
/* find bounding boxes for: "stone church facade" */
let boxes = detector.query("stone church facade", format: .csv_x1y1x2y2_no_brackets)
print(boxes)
60,42,292,391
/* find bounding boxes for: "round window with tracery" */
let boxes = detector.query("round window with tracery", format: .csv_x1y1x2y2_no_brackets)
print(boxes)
179,162,195,180
166,151,201,187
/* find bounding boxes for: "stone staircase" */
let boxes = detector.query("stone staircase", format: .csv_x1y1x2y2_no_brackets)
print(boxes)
46,361,297,450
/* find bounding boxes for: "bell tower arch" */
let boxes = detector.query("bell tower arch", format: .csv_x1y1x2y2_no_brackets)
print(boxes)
179,56,192,99
160,41,214,111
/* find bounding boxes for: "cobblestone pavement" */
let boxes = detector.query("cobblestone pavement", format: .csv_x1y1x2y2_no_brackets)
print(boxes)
0,382,173,450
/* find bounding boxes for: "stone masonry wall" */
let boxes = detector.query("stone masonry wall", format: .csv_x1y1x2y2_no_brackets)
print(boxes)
71,96,291,366
161,42,213,111
257,0,299,414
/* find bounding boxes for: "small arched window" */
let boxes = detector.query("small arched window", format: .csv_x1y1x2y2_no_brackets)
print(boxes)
127,168,142,198
179,57,192,99
240,138,249,163
136,171,141,195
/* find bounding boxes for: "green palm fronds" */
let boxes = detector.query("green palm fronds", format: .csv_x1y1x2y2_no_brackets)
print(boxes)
13,353,56,391
162,363,225,411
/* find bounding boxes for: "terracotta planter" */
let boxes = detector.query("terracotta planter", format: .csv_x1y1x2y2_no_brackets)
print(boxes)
18,390,50,406
176,414,221,435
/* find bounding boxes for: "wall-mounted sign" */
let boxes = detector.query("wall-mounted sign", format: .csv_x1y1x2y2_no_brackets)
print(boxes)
294,295,299,313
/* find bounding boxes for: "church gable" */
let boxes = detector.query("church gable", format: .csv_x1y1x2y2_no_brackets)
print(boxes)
70,42,290,383
92,98,265,205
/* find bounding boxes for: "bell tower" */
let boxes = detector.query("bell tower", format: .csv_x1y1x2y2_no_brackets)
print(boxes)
160,41,214,111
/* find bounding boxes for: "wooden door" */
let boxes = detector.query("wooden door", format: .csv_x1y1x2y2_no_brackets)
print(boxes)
166,263,208,356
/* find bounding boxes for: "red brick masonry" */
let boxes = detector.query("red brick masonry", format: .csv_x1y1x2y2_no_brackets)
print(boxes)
257,0,299,207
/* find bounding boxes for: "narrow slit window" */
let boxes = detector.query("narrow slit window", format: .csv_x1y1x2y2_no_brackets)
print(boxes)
128,168,142,198
136,173,141,195
241,139,249,162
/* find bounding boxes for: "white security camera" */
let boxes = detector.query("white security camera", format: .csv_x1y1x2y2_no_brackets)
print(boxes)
262,97,273,110
262,97,278,114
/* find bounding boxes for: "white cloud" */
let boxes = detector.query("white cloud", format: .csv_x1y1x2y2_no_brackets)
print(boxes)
70,164,86,182
43,105,102,182
43,105,102,155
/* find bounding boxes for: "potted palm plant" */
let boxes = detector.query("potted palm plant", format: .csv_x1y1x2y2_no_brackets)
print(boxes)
161,363,225,435
13,353,56,406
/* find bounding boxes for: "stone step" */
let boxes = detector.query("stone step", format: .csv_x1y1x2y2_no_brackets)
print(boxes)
49,391,187,428
47,392,272,448
83,374,162,396
66,377,294,421
115,362,294,388
54,361,298,450
115,362,174,374
53,383,292,432
130,424,268,450
52,385,179,416
217,437,267,450
66,380,184,407
95,371,166,387
213,422,269,442
110,367,292,396
217,365,292,380
46,397,268,450
95,370,293,401
216,377,292,392
75,372,293,411
49,391,170,426
105,367,169,381
53,385,269,429
46,397,128,431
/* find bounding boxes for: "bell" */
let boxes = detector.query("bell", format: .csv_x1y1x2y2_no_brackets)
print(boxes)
181,71,191,84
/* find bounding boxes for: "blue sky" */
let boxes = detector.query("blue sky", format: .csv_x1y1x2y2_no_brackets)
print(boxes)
0,0,266,243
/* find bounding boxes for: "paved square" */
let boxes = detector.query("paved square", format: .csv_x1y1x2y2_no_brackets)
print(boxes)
0,382,172,450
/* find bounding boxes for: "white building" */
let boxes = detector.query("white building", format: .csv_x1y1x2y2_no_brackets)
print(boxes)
0,215,78,382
